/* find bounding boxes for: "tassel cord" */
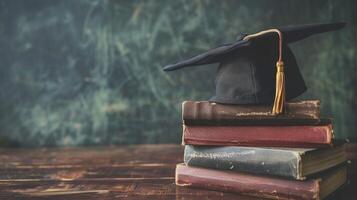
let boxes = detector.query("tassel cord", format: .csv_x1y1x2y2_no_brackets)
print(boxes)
244,29,285,114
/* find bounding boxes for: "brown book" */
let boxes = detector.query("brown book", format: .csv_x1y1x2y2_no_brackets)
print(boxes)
176,164,347,200
183,124,335,148
182,100,320,125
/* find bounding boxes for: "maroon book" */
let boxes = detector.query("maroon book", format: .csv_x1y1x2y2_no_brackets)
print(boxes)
176,164,347,200
182,100,321,125
183,124,334,148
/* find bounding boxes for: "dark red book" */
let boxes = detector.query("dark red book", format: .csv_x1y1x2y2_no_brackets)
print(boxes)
183,124,334,148
182,100,321,125
176,164,347,200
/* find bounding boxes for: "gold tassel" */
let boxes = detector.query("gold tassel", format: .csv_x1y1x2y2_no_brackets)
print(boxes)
272,61,285,115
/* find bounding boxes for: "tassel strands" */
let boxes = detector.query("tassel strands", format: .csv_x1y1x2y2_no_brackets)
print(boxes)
272,61,285,114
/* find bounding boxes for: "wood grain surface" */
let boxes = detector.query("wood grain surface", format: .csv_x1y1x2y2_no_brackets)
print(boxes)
0,144,355,199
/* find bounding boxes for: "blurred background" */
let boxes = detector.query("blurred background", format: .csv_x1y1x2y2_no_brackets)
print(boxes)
0,0,356,147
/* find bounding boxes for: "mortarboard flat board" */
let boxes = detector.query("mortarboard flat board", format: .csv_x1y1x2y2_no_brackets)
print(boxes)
163,22,346,114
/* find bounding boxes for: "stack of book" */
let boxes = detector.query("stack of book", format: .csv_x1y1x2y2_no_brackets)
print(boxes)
175,100,347,200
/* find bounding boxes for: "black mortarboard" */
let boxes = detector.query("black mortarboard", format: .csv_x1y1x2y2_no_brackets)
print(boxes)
164,22,345,114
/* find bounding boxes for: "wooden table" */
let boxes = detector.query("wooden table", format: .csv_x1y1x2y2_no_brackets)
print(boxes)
0,144,355,199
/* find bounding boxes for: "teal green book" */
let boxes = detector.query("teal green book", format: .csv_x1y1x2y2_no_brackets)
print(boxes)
184,145,346,180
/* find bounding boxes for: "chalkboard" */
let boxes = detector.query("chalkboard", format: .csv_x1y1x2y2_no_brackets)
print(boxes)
0,0,356,147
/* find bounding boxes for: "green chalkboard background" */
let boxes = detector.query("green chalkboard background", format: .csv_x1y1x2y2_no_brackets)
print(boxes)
0,0,356,147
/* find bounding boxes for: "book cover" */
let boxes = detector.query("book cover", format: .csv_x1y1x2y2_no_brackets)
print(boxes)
183,100,320,125
176,164,347,200
183,124,334,148
184,145,346,180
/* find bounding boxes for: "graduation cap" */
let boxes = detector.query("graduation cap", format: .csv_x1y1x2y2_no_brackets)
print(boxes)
163,22,346,114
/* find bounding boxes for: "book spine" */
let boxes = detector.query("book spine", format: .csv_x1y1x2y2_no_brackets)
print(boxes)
182,100,320,124
175,164,319,200
184,145,302,179
183,125,333,148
